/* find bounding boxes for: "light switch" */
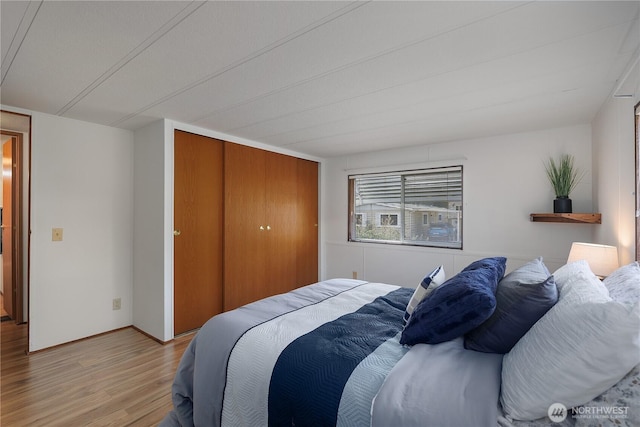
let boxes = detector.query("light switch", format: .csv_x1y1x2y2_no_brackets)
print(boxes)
52,228,63,241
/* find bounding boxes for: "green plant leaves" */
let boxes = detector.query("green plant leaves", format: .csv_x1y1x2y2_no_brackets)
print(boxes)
544,154,584,197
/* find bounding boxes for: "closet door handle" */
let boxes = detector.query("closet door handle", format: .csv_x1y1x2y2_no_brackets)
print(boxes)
173,230,181,236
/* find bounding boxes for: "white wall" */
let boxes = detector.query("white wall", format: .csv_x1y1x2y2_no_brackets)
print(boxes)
592,93,638,265
321,124,596,288
132,119,172,341
27,110,133,351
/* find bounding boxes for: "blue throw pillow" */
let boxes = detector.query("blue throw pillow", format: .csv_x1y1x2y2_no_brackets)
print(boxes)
403,265,446,324
465,257,558,354
400,257,506,345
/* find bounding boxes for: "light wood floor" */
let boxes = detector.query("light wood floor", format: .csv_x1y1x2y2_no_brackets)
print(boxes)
1,321,193,426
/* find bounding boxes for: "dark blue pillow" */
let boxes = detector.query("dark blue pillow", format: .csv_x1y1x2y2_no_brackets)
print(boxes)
400,257,506,345
464,257,558,354
462,257,506,275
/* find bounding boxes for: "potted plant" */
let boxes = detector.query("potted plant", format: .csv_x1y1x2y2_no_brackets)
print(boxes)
544,154,584,213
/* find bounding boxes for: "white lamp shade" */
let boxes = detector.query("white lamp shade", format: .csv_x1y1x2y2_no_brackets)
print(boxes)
567,242,619,278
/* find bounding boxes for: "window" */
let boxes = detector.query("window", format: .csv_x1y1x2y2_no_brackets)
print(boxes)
378,213,399,226
348,166,462,248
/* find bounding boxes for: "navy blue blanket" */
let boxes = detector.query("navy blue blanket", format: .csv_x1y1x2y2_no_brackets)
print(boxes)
267,287,412,427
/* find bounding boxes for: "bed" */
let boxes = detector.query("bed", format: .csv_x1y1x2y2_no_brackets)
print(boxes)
160,258,640,427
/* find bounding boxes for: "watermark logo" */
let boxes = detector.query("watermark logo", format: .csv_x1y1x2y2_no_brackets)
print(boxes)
548,403,567,423
547,403,630,423
571,405,629,420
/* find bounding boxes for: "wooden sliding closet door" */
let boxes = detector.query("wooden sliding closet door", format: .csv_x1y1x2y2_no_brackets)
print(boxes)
224,143,267,311
264,152,298,296
174,136,318,324
224,142,320,311
174,130,224,335
296,158,319,286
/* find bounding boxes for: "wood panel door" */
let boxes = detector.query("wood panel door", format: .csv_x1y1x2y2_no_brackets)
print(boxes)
224,143,267,311
2,139,13,319
296,159,319,286
224,143,320,311
264,151,298,296
173,130,223,335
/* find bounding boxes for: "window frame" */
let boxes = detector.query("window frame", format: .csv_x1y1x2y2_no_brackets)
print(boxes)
348,165,463,249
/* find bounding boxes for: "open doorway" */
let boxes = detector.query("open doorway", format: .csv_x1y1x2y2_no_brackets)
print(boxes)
0,111,30,326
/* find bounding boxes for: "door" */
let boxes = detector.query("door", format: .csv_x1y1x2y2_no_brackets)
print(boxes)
224,143,267,311
224,143,319,311
2,138,14,319
173,130,224,335
1,131,23,323
296,158,319,286
264,151,298,296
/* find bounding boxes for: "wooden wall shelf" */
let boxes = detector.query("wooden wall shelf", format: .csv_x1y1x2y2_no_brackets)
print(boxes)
530,213,601,224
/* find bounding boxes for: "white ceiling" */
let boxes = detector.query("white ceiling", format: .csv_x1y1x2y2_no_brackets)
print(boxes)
1,1,638,158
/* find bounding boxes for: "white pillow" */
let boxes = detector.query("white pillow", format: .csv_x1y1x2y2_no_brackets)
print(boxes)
402,265,445,324
603,261,640,305
553,260,599,292
500,269,640,421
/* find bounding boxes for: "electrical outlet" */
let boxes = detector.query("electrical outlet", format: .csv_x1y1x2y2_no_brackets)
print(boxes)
52,228,63,241
352,271,358,279
112,298,121,310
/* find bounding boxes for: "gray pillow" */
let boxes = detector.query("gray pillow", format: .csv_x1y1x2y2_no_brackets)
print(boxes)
465,257,558,354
